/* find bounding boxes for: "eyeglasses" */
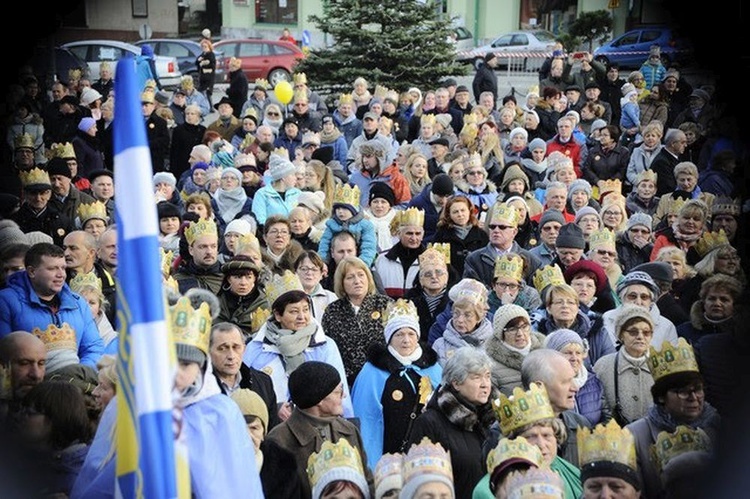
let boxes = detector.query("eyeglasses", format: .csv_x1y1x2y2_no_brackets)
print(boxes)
623,327,652,337
297,266,321,274
495,282,520,290
670,386,704,400
629,227,651,234
551,299,577,307
488,224,513,231
267,229,290,236
503,323,531,335
596,249,617,257
267,112,280,116
422,269,447,279
467,170,484,176
603,211,621,217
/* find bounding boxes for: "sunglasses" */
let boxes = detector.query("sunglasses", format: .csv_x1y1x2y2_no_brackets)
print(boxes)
488,224,513,231
596,249,617,257
267,112,280,116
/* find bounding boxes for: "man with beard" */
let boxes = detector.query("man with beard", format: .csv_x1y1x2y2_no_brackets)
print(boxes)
174,218,223,294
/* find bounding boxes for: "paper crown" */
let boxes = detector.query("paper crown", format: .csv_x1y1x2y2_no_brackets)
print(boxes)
19,167,51,187
390,207,425,235
694,229,729,257
164,275,179,295
373,84,389,99
460,122,479,142
494,254,524,282
463,113,479,127
651,426,712,473
141,89,155,103
301,131,320,146
184,219,218,245
77,201,109,224
426,243,451,265
466,151,482,169
402,438,453,488
160,248,175,277
293,72,307,85
492,384,556,436
254,78,270,90
647,338,700,383
49,141,76,159
374,453,403,497
250,307,271,333
339,93,354,105
68,68,82,81
293,89,308,103
265,270,304,307
578,419,638,471
69,271,102,294
598,178,622,198
663,196,687,216
449,278,488,306
32,323,77,352
169,296,211,355
635,169,657,185
601,192,626,210
486,436,544,475
533,264,565,293
588,227,616,250
383,298,419,326
144,79,157,90
307,439,366,496
271,147,290,160
505,468,564,499
489,203,519,227
237,233,261,255
333,183,360,208
711,196,741,217
420,114,437,127
385,89,400,103
14,133,34,150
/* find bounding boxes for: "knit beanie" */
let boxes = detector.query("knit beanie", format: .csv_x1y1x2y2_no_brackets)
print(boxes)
369,181,396,207
509,127,528,141
383,313,421,345
574,206,601,224
626,212,652,232
528,138,547,153
568,179,593,199
267,154,297,182
288,361,341,409
175,343,206,368
78,117,97,133
0,220,27,252
613,304,654,338
555,223,585,249
632,262,673,285
157,202,181,220
25,231,53,246
47,157,72,178
616,271,659,299
191,161,210,171
298,191,326,215
538,209,565,229
230,388,269,432
431,174,454,197
492,304,530,338
153,171,177,188
500,164,529,191
225,219,253,236
221,166,243,183
590,119,607,134
544,328,586,353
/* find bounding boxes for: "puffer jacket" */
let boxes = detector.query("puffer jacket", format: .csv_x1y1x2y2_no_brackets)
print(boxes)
485,331,546,395
536,310,615,368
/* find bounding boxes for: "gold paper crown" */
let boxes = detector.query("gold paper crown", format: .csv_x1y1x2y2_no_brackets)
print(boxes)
144,79,157,90
601,192,626,209
69,271,102,294
293,72,307,85
489,203,519,227
307,439,366,493
588,227,616,250
164,275,179,295
19,167,51,187
383,298,419,326
494,254,524,282
50,142,76,159
578,419,638,471
254,78,270,90
250,307,271,333
420,114,437,127
663,196,687,216
598,178,622,197
14,133,34,150
418,248,448,269
711,196,741,217
647,338,700,383
339,93,354,105
528,85,540,96
463,113,478,127
237,233,261,255
390,207,425,235
169,296,211,355
532,264,565,293
141,89,155,103
635,169,657,185
100,61,112,72
385,89,400,103
265,270,304,307
486,436,544,475
694,229,729,257
651,426,712,473
293,89,308,103
426,243,451,265
373,84,389,99
160,248,175,277
492,384,556,436
402,438,453,487
460,123,479,142
271,147,290,160
505,468,564,499
184,219,218,246
466,151,482,169
77,201,109,224
374,453,403,493
181,75,194,89
68,68,82,81
333,183,360,208
32,323,77,352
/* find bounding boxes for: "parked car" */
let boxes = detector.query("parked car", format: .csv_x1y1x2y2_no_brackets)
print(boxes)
593,25,693,69
134,38,225,86
456,29,557,68
62,40,182,88
213,39,305,87
451,26,475,52
28,45,89,86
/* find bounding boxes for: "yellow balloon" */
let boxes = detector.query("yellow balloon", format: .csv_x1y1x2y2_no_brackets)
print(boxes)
274,80,294,105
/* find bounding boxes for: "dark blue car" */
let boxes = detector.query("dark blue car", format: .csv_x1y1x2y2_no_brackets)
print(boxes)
593,25,693,69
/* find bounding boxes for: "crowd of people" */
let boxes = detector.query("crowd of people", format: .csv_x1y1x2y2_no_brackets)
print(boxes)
0,34,748,498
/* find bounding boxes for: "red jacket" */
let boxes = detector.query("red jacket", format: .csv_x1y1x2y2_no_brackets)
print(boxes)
546,135,585,178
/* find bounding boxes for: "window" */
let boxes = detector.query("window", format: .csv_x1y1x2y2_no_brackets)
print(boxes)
132,0,148,17
641,29,664,44
255,0,298,24
613,32,640,47
160,42,193,59
511,34,529,47
238,42,265,57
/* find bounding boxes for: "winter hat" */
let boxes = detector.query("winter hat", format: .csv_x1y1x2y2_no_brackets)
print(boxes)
298,191,326,215
308,440,370,499
46,157,72,178
267,153,296,182
648,45,661,58
190,144,213,164
448,278,488,307
509,127,528,141
230,388,269,432
690,88,710,102
492,304,530,339
234,153,256,170
175,343,206,368
565,110,580,126
574,206,601,224
374,454,403,499
153,171,177,188
311,146,334,165
435,114,453,130
429,137,450,148
25,232,53,246
359,140,385,160
663,69,680,82
564,260,607,295
614,304,654,338
191,161,210,171
632,262,673,286
538,209,565,229
288,361,341,409
221,166,243,184
568,179,593,199
528,137,547,153
620,83,636,97
500,164,530,192
78,117,97,133
0,220,27,252
369,181,396,207
155,90,170,106
616,271,659,299
555,223,586,249
431,174,454,197
140,44,154,58
0,193,20,218
157,202,181,220
383,300,421,345
626,212,652,232
400,439,454,499
79,87,103,107
544,328,587,353
225,219,253,236
590,119,607,134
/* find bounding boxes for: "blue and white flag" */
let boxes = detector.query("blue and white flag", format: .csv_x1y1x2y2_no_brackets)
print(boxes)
113,56,190,499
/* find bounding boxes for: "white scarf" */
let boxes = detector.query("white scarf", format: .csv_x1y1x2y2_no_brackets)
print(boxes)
502,341,531,356
573,365,589,389
388,345,424,366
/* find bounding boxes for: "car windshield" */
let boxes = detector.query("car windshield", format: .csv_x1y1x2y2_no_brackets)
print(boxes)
534,31,555,42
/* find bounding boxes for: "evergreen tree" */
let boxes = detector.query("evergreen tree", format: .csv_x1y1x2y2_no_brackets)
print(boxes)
295,0,467,93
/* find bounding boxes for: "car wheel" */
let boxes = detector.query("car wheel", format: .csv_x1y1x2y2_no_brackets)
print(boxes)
268,68,291,87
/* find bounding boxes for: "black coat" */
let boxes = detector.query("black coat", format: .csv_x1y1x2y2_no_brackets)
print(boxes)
616,232,653,274
214,362,280,430
145,113,170,173
405,285,452,344
12,203,74,247
226,68,249,118
472,61,498,102
432,225,489,277
169,122,207,181
650,148,681,196
259,438,304,499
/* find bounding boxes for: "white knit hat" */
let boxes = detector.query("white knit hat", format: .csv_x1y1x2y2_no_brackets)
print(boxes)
224,219,253,236
492,304,529,338
267,153,296,181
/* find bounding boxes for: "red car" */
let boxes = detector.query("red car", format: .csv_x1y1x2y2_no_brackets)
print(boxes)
214,38,304,86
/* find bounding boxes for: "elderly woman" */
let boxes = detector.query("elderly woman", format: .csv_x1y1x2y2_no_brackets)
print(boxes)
650,198,709,264
599,195,629,234
218,218,253,263
260,214,304,275
288,206,321,251
321,256,392,388
676,274,742,346
616,212,654,274
374,207,426,299
404,247,453,344
251,151,302,226
488,253,542,315
485,304,546,396
351,299,443,469
536,283,615,368
184,192,214,221
294,250,337,320
455,152,499,224
502,127,528,166
574,206,603,244
244,272,354,417
653,161,715,228
678,233,746,308
587,227,623,299
655,246,697,315
408,347,498,499
92,354,117,412
626,121,663,187
217,255,266,341
568,179,600,214
563,259,617,318
432,195,488,277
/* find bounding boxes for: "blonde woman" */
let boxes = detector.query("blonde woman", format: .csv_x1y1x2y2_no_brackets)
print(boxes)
655,246,696,314
403,153,431,197
304,159,335,213
600,195,629,234
479,129,505,182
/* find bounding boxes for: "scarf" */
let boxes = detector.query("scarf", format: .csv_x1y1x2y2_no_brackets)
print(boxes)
501,340,532,357
454,224,471,239
423,290,445,315
703,314,732,326
671,222,702,243
620,348,648,365
320,127,342,144
264,319,318,374
572,365,589,389
388,345,424,366
522,157,548,174
648,402,719,433
214,186,248,223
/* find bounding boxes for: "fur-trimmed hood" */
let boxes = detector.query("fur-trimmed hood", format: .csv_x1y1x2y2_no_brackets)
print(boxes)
455,178,497,195
430,383,498,432
689,300,734,333
485,331,546,370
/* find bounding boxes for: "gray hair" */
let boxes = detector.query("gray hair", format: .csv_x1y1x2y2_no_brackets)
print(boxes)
185,104,202,116
521,349,568,388
442,346,493,385
545,181,567,199
664,128,685,145
209,321,244,346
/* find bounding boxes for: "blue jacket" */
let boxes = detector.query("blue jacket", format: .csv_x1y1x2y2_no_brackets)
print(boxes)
333,111,363,148
318,212,378,265
407,185,444,243
0,271,104,369
536,310,615,369
575,370,607,426
250,184,301,225
320,136,349,166
273,133,302,159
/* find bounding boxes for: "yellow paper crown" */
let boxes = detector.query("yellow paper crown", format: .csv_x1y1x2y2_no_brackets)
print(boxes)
663,196,687,216
486,436,544,475
100,61,112,72
466,151,482,169
32,323,77,352
402,438,453,487
144,79,157,90
647,338,700,383
293,89,308,103
598,178,622,197
14,133,34,150
68,68,82,81
164,275,179,295
533,264,565,293
265,270,304,307
492,384,556,436
333,183,360,208
184,219,218,246
19,167,51,188
578,419,638,471
420,114,437,127
494,255,524,282
339,93,354,105
489,203,519,227
425,243,451,265
390,207,425,235
69,271,102,294
254,78,270,90
77,201,109,224
463,113,478,127
460,123,479,142
373,84,389,99
601,192,626,210
711,196,741,217
169,296,211,355
694,229,729,257
588,227,616,250
250,307,271,333
307,439,365,493
374,453,403,494
505,468,564,499
160,248,175,277
651,426,712,473
635,169,657,185
418,248,448,270
141,89,155,103
385,89,400,103
383,298,419,326
237,233,261,255
271,147,290,160
293,72,307,85
50,142,76,159
528,85,540,96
